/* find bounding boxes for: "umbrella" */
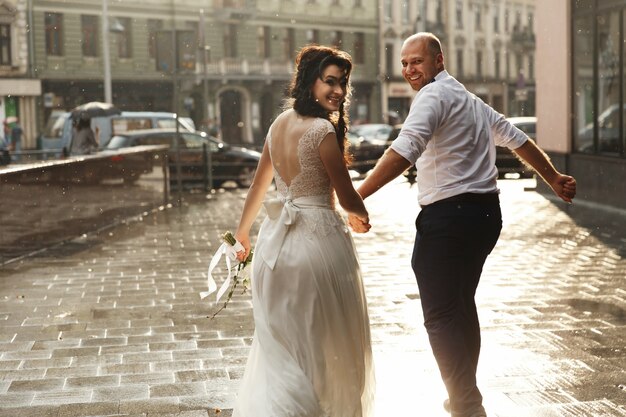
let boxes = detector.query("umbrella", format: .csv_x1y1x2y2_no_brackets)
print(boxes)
71,101,121,120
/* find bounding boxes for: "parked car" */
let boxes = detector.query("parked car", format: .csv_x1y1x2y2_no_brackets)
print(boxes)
40,111,195,155
347,123,394,174
105,128,261,188
497,117,536,178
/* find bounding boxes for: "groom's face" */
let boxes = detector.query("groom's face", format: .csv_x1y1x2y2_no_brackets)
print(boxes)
401,39,444,92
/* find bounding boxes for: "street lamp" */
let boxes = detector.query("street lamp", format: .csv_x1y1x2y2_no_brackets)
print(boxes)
101,0,124,104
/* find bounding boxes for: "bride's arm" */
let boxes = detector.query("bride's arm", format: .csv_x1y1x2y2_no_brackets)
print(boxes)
319,132,370,230
234,141,274,260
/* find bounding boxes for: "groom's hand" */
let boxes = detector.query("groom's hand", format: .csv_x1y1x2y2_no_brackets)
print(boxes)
348,213,371,233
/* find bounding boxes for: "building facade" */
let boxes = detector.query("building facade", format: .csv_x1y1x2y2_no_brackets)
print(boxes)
380,0,536,124
0,0,41,149
536,0,626,210
32,0,381,146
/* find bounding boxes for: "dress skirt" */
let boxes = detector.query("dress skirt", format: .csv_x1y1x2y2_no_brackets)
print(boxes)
232,196,375,417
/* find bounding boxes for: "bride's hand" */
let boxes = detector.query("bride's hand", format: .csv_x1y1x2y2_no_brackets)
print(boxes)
234,232,251,261
348,213,371,233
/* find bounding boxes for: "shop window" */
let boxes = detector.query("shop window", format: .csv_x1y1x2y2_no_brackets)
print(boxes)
573,0,626,156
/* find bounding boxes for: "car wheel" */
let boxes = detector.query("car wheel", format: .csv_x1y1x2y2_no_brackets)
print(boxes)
236,166,256,188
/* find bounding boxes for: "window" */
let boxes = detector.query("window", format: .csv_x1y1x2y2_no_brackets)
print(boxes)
45,12,63,56
81,15,98,57
456,0,463,28
572,1,625,156
0,24,10,65
284,28,295,60
148,20,162,59
306,29,319,45
493,5,500,33
476,51,482,78
456,49,464,77
401,2,409,25
224,24,238,58
384,0,392,22
258,26,270,58
504,9,509,32
330,30,343,49
494,51,500,79
354,32,365,64
354,0,362,7
117,17,132,58
597,11,621,153
385,43,394,78
475,6,482,30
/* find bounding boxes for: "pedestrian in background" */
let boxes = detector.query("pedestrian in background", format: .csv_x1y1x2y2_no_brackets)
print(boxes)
350,32,576,417
2,120,10,149
69,115,98,155
10,118,23,161
231,45,375,417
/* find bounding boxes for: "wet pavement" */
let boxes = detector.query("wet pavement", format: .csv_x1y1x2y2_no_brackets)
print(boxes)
0,178,625,417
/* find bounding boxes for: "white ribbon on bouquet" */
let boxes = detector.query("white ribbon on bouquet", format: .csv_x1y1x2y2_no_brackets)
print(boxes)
200,239,245,303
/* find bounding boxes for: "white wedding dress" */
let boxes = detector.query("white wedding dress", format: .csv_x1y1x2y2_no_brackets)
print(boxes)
232,112,375,417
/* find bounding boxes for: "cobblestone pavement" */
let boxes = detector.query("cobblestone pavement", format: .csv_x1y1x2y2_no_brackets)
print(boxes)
0,178,625,417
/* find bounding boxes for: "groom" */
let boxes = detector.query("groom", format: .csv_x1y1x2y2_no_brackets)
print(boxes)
349,33,576,417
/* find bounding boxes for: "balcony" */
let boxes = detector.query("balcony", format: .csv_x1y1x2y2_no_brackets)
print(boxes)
510,26,535,51
195,57,293,79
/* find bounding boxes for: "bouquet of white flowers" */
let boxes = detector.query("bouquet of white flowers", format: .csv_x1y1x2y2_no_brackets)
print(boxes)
201,231,253,319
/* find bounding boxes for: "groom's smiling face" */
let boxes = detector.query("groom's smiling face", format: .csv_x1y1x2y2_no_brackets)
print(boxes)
401,38,444,92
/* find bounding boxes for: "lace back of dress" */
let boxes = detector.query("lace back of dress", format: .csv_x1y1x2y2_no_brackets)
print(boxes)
268,113,335,200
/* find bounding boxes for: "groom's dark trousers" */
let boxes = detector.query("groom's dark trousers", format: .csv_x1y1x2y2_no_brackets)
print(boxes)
411,193,502,417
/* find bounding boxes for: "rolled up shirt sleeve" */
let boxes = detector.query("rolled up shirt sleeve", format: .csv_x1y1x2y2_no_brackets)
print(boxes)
485,104,528,150
390,87,443,165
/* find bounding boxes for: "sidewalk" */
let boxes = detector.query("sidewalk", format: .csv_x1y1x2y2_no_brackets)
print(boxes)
0,178,625,417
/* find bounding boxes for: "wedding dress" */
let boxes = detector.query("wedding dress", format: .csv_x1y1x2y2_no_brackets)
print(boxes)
232,111,375,417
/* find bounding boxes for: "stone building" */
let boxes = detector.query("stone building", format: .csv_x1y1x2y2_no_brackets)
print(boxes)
536,0,626,210
32,0,380,145
380,0,536,124
0,0,40,149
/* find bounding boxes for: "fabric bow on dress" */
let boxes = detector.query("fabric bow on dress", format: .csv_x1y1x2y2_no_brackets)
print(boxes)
260,195,331,270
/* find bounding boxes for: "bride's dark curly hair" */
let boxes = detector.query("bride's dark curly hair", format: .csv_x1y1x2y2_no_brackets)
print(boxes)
285,45,353,163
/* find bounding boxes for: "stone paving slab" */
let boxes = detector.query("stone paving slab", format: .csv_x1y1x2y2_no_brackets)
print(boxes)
0,178,625,416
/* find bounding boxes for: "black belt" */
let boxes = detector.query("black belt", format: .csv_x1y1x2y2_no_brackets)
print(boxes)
427,192,499,207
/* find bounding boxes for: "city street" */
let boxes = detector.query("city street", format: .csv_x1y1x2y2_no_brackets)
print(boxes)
0,177,625,417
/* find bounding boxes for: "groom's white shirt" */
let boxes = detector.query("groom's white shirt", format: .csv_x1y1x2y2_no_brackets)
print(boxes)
390,70,528,206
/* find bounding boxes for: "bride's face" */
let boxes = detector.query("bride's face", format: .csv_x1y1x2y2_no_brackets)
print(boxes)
311,64,348,112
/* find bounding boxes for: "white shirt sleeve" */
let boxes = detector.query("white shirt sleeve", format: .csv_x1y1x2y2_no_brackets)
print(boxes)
483,104,528,150
390,87,443,165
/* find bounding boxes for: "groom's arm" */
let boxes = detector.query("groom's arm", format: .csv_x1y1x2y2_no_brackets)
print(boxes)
347,148,411,232
357,148,412,200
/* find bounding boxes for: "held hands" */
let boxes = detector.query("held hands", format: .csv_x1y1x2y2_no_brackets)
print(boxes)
550,174,577,203
347,213,371,233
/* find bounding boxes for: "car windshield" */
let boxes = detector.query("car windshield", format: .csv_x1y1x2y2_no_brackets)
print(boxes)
351,124,392,138
106,135,129,149
43,112,68,138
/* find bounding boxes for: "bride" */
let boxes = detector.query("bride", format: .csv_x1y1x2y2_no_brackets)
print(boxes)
231,45,375,417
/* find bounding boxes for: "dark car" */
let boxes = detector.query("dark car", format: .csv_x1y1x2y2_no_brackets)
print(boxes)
105,128,261,188
497,117,536,178
347,123,394,174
